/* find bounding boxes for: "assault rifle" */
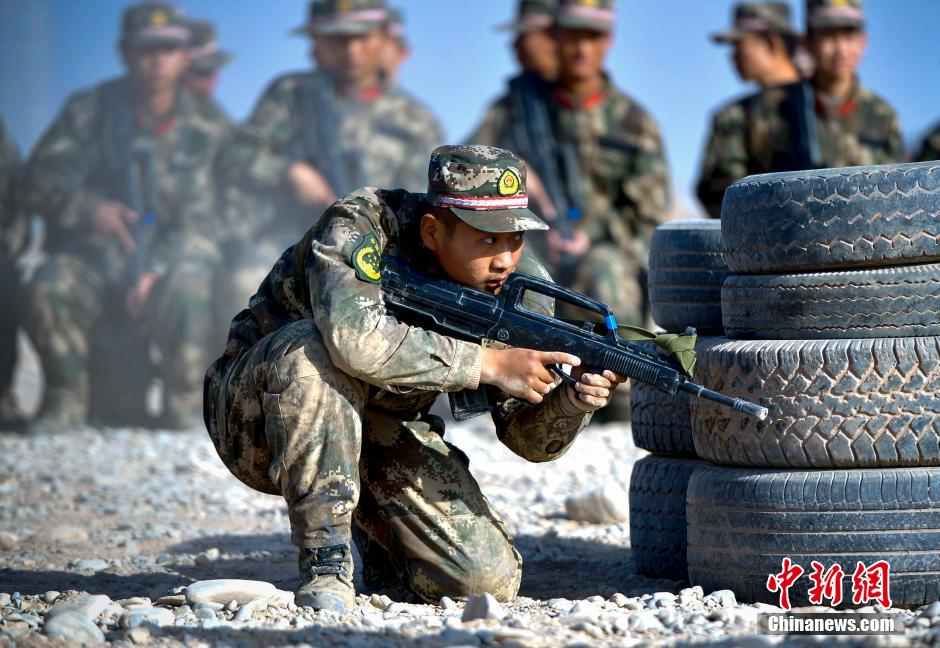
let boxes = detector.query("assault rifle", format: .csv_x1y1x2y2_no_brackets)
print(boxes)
380,256,768,421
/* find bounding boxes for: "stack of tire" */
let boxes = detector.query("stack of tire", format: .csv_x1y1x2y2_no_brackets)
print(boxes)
628,220,726,581
687,162,940,609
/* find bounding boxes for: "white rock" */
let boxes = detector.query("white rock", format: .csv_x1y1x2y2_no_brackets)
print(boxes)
0,531,18,550
233,597,268,623
369,593,392,610
193,600,225,612
49,594,113,620
34,524,89,545
564,483,630,524
120,607,176,628
74,559,109,572
921,602,940,618
154,595,186,607
461,593,505,622
629,610,665,633
548,597,573,612
116,597,151,608
268,589,295,608
439,596,456,611
704,590,737,608
43,610,106,645
43,591,61,604
565,601,603,620
185,579,276,605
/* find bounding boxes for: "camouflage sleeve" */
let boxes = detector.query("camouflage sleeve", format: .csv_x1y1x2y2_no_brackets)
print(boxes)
22,89,108,230
307,190,483,393
917,125,940,162
620,107,671,257
464,98,512,148
217,76,300,192
695,103,748,219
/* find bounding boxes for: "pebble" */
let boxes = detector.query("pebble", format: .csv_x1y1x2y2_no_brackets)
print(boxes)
43,591,61,604
369,593,392,610
0,531,18,550
73,558,109,572
921,602,940,618
564,600,603,621
233,598,268,622
629,610,665,633
120,607,176,628
439,596,456,611
0,593,10,606
185,579,276,605
43,610,106,645
49,594,113,620
461,592,505,622
564,483,630,524
650,592,677,608
548,597,573,612
194,607,217,620
125,626,152,645
34,524,89,544
610,593,629,607
704,590,737,609
116,597,151,608
154,595,187,607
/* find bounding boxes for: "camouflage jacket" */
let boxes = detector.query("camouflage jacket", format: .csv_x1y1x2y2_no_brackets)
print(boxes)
0,117,27,258
218,71,443,235
696,79,903,218
22,76,230,276
207,187,592,463
467,76,671,263
915,122,940,162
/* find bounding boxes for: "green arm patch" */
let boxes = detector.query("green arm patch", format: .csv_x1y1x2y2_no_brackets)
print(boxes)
352,233,382,284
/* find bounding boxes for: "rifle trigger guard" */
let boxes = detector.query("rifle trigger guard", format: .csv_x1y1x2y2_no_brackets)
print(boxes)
551,364,579,388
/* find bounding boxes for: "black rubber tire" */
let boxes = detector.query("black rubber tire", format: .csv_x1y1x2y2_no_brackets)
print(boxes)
722,264,940,340
687,464,940,609
690,337,940,469
629,380,696,457
721,162,940,274
648,219,727,335
629,456,701,581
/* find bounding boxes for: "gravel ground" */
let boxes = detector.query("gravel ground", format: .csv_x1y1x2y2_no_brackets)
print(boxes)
0,339,935,647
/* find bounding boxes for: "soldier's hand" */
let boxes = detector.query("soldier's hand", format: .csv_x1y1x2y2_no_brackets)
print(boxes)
287,161,337,207
480,347,580,404
565,368,628,413
126,272,159,319
546,227,590,264
93,201,139,254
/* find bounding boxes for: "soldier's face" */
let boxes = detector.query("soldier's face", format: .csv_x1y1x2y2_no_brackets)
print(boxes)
420,214,525,295
123,45,190,92
807,27,867,79
514,29,559,82
733,33,775,82
555,28,612,82
317,27,388,85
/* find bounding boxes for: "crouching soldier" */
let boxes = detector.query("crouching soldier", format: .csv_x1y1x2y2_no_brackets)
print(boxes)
204,145,626,613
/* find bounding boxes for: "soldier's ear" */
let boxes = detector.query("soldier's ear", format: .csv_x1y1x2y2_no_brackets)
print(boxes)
420,213,441,253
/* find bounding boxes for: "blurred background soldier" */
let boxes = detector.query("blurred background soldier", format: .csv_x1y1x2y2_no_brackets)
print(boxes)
0,117,27,430
468,0,671,422
381,6,408,87
499,0,560,84
697,0,902,217
184,18,233,104
20,2,229,433
915,123,940,162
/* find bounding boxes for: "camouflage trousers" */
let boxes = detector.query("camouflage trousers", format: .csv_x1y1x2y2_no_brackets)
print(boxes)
24,251,216,417
205,319,523,602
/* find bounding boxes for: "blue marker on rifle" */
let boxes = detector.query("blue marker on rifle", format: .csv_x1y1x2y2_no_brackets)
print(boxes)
567,206,581,222
604,314,618,332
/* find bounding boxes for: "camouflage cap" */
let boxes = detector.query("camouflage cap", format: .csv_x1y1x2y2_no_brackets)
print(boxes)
187,19,233,74
496,0,556,34
426,145,549,233
293,0,389,36
555,0,616,33
711,2,798,43
120,2,191,50
387,6,405,43
807,0,865,31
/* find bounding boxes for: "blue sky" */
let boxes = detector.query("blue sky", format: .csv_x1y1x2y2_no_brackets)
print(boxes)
2,0,938,215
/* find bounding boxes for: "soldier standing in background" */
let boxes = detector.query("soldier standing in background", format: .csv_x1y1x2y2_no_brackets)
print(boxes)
497,0,560,84
696,0,902,217
0,118,27,430
380,7,408,87
20,3,230,432
184,19,233,103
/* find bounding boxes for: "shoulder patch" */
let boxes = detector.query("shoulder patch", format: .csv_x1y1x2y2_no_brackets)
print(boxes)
352,233,382,283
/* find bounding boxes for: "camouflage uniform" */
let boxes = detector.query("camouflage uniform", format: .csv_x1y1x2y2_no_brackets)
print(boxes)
916,123,940,162
21,4,229,428
696,0,902,218
205,146,592,604
0,118,26,425
468,0,670,328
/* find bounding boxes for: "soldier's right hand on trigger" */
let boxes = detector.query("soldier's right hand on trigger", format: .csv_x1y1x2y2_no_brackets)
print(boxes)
287,161,338,207
92,200,139,254
480,347,581,404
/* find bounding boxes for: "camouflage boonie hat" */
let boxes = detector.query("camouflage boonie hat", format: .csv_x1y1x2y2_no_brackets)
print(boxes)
387,6,405,43
496,0,556,33
712,2,798,43
807,0,865,30
555,0,615,33
427,145,549,233
188,19,233,74
293,0,389,36
120,2,191,50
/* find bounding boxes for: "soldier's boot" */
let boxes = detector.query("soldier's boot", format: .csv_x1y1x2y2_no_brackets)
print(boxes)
295,543,356,614
29,384,88,434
